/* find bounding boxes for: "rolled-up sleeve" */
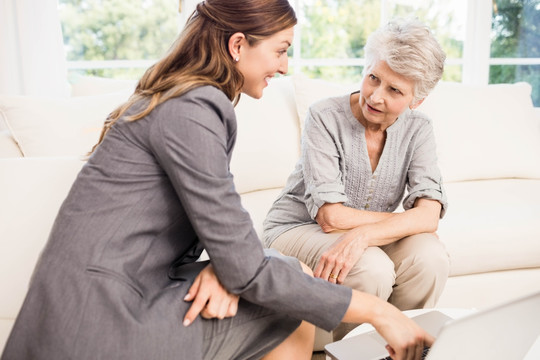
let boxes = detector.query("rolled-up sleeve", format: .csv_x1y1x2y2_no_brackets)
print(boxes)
302,107,349,219
403,120,448,217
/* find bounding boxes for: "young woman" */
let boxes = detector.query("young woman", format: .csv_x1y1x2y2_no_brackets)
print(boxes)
2,2,433,360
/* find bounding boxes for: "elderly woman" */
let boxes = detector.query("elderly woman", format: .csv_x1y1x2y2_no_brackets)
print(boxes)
263,18,450,339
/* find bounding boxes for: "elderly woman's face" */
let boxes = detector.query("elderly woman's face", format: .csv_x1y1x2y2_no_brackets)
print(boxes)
359,60,419,127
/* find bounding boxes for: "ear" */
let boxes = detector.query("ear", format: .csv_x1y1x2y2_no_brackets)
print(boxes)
228,32,245,62
410,98,425,110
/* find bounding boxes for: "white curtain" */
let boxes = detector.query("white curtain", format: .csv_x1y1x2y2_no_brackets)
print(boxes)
180,0,198,25
0,0,68,97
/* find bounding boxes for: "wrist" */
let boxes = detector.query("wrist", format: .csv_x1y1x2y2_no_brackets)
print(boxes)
350,226,371,248
345,290,386,325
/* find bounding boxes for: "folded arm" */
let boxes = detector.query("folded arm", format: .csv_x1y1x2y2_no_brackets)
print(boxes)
315,202,395,233
316,197,441,239
314,198,442,282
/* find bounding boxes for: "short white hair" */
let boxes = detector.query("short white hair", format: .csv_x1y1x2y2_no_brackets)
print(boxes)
363,18,446,102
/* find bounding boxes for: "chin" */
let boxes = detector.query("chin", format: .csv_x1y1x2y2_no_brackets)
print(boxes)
243,88,264,99
250,92,263,99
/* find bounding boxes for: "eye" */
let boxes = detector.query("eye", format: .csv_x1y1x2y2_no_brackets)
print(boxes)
391,87,402,94
278,49,287,56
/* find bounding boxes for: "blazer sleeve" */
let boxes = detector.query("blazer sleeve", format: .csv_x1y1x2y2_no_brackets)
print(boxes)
149,86,351,331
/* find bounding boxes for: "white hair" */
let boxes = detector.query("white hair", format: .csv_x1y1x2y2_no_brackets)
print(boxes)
363,18,446,102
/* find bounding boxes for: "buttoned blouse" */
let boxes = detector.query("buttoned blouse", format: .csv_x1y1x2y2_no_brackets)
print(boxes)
263,93,447,247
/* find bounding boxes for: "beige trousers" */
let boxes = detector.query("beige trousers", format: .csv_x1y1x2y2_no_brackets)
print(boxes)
271,224,450,339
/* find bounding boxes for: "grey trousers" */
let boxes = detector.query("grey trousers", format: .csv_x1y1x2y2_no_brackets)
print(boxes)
202,248,303,359
202,299,301,360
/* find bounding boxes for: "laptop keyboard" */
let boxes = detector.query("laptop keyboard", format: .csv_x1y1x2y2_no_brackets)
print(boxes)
380,346,430,360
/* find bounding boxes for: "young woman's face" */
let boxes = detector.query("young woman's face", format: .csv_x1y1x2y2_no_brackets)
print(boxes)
359,60,419,128
236,27,294,99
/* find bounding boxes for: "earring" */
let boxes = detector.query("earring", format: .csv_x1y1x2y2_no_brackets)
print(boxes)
235,57,239,62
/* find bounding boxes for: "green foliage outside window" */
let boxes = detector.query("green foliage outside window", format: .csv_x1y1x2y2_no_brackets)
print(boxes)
297,0,379,83
297,0,464,84
490,0,540,105
59,0,179,79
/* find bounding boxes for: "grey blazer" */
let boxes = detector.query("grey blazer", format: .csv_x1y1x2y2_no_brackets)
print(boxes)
2,86,351,360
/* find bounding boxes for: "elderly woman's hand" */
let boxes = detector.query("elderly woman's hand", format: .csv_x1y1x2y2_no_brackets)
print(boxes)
182,264,239,326
313,227,370,284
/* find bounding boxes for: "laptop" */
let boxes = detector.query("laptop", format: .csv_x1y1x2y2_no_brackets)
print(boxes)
325,290,540,360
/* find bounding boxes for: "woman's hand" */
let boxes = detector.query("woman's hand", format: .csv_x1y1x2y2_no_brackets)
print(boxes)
313,227,369,284
371,301,435,360
344,291,435,360
183,264,239,326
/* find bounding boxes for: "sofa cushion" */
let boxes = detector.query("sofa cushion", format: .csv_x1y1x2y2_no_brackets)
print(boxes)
0,130,22,158
293,74,358,131
418,81,540,182
440,179,540,276
70,75,137,97
0,157,84,320
240,188,283,238
231,77,301,194
0,106,23,158
438,268,540,309
0,91,130,157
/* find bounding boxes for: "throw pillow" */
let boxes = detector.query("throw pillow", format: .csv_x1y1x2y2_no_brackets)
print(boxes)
0,91,131,157
70,75,137,97
418,81,540,182
292,74,358,132
231,77,301,194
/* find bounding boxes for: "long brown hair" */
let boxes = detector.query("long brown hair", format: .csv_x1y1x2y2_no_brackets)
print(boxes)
91,0,296,153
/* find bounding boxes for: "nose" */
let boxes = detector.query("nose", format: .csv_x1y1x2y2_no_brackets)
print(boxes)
370,86,384,104
278,55,289,75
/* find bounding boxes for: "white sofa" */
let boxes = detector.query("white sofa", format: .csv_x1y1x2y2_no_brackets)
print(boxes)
2,75,540,353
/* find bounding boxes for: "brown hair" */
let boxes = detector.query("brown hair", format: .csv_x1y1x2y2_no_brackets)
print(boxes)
91,0,296,153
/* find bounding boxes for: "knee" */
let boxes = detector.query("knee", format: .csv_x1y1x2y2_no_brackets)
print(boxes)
409,234,450,280
344,257,395,299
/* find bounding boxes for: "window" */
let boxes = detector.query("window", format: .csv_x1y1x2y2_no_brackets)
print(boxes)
58,0,181,80
59,0,539,105
489,0,540,106
289,0,466,84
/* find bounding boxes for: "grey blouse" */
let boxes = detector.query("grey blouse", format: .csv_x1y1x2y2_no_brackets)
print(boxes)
263,93,447,247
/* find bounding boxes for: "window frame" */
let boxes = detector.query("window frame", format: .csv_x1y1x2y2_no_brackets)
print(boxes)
65,0,540,90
